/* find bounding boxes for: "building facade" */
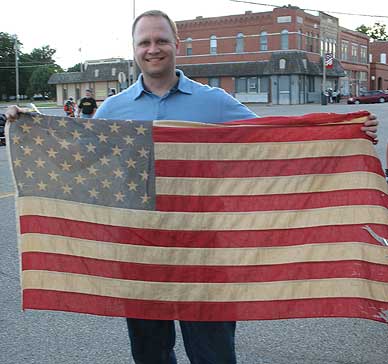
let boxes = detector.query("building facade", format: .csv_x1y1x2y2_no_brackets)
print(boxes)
48,59,134,105
176,6,369,104
369,41,388,90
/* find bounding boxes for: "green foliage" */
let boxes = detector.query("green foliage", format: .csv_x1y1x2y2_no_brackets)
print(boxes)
0,33,63,100
67,63,82,72
356,22,388,41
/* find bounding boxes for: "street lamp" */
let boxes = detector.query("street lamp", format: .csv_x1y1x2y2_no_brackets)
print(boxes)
12,34,20,103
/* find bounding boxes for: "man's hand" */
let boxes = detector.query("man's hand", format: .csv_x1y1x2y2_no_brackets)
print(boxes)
361,114,378,142
5,105,26,122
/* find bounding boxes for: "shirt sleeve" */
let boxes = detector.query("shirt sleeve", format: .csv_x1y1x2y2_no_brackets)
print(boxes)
219,91,258,122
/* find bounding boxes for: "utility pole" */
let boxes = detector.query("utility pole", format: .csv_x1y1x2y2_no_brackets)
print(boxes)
13,35,20,103
321,31,327,105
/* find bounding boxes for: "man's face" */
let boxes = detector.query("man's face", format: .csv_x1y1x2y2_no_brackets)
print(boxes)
85,91,92,98
133,16,179,80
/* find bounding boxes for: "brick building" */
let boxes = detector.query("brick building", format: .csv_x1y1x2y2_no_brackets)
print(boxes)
176,6,369,104
369,41,388,90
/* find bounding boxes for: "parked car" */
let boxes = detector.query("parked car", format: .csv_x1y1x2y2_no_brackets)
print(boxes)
347,90,388,104
0,114,6,146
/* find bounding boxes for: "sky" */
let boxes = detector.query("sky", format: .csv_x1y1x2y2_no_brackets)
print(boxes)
2,0,388,70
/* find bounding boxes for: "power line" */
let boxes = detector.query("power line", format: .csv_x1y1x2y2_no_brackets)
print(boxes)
229,0,388,19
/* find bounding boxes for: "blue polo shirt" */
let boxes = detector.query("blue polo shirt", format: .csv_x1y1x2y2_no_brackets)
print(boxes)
94,70,257,123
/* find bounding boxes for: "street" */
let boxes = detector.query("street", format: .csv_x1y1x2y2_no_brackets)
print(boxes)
1,103,388,364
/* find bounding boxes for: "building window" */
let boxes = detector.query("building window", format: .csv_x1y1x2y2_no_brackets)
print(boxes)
297,16,303,24
341,41,348,61
236,77,247,93
351,43,358,62
277,16,291,23
297,30,302,49
208,77,220,88
260,31,268,51
281,30,288,50
248,77,257,92
279,58,286,69
308,76,315,92
186,37,193,56
306,32,313,52
94,69,99,77
210,35,217,55
111,68,116,76
236,33,244,53
359,72,367,81
369,54,373,63
380,53,387,64
360,46,367,64
236,77,269,93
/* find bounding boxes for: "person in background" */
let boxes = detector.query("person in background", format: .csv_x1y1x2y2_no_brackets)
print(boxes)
108,88,116,97
63,97,77,117
77,89,97,118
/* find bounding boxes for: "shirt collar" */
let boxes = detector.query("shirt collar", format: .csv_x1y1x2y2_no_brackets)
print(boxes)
133,69,192,100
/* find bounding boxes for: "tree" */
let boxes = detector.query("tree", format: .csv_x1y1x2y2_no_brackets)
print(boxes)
27,64,61,98
0,32,21,100
356,22,388,41
67,63,82,72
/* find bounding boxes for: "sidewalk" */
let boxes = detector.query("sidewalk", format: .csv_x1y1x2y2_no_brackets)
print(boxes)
0,146,15,197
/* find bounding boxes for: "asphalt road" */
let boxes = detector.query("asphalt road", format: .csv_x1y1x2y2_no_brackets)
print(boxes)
1,103,388,364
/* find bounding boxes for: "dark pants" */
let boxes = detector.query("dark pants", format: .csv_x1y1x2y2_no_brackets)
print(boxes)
126,319,237,364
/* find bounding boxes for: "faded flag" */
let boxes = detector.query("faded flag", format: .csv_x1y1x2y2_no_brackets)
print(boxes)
7,111,388,323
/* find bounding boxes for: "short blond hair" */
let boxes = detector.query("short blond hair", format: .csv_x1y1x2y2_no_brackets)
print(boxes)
132,10,178,40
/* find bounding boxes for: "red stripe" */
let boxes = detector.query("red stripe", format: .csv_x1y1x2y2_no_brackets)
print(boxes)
23,290,388,322
155,155,383,178
153,121,368,143
22,253,388,283
156,189,388,212
20,216,388,248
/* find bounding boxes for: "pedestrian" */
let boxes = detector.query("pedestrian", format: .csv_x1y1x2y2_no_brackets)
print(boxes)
3,9,379,364
63,97,77,117
77,89,97,118
108,88,116,97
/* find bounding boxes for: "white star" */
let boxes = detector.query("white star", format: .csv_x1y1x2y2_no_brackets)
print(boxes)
114,192,125,202
60,161,72,171
87,166,98,175
83,120,94,130
14,159,22,167
20,123,32,133
99,155,111,166
32,115,43,124
123,135,134,145
138,147,150,158
88,188,99,198
25,169,35,178
113,168,124,178
109,122,121,133
58,139,71,150
33,135,45,145
71,130,82,140
73,152,84,162
47,148,58,158
22,146,33,156
86,143,96,153
125,158,136,169
141,193,151,204
62,184,72,194
112,145,122,156
12,135,21,144
101,179,112,188
37,181,47,191
135,124,147,135
48,171,59,181
140,170,149,181
127,181,138,191
97,133,108,143
34,158,46,168
74,175,87,184
58,118,68,127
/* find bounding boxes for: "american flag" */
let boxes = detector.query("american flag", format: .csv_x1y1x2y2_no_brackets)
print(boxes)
8,112,388,323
